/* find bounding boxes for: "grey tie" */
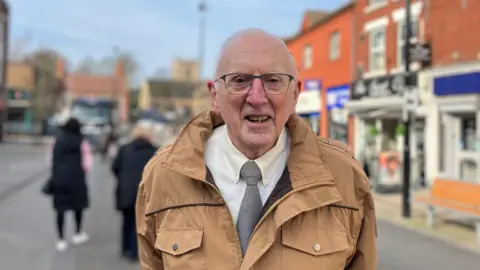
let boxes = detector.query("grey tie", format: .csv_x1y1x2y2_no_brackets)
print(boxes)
236,160,263,256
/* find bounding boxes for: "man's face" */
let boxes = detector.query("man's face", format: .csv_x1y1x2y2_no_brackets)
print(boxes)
208,33,301,156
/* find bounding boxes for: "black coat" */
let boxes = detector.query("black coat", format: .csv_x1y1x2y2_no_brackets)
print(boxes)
51,132,90,211
111,138,157,210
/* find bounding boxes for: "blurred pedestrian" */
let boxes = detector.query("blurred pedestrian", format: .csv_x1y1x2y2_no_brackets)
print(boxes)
48,117,92,252
101,123,118,161
136,29,377,269
111,125,157,262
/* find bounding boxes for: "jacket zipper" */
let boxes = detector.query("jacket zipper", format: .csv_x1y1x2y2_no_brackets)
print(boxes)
161,164,244,265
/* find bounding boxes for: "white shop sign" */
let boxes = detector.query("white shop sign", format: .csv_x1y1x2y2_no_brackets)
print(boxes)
296,90,321,115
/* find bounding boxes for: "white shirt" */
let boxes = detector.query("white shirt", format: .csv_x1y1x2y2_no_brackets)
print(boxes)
204,125,290,225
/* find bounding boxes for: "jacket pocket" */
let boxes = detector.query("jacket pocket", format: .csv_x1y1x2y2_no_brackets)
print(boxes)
155,227,206,270
281,227,350,270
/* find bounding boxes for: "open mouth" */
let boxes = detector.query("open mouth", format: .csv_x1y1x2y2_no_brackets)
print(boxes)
245,115,271,123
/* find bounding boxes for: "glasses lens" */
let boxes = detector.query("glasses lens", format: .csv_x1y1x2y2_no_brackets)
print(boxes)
225,73,253,93
261,74,290,94
223,73,291,94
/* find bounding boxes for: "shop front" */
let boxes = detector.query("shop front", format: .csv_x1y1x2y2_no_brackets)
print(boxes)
296,86,321,136
326,84,349,144
346,72,425,191
424,67,480,185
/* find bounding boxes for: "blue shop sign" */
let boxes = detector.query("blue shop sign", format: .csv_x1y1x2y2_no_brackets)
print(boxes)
304,79,322,91
326,84,350,111
434,72,480,96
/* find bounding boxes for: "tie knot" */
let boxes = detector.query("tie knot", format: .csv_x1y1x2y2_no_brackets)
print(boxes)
240,161,262,186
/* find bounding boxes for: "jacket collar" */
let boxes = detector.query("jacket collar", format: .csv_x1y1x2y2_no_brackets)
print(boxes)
161,110,335,188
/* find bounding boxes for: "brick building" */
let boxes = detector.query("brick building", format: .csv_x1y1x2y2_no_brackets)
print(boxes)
342,0,428,190
420,0,480,185
343,0,480,187
286,2,354,140
65,62,129,123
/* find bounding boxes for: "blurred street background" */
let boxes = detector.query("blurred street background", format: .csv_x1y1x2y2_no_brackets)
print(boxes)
1,0,480,269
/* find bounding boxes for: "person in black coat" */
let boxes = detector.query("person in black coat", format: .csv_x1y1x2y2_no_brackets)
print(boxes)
50,117,91,252
111,125,157,261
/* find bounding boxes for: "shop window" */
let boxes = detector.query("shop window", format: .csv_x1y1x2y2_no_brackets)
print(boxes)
369,28,386,71
460,117,476,151
329,31,341,61
459,159,477,182
303,45,312,69
369,0,387,5
380,119,398,152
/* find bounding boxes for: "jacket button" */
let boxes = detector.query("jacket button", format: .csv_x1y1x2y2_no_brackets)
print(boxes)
313,243,321,252
172,243,179,251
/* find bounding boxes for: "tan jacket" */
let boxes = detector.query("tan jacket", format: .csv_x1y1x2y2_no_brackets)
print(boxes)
136,111,377,270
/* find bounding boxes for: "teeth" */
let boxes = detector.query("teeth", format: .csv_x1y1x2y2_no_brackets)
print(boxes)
247,116,269,122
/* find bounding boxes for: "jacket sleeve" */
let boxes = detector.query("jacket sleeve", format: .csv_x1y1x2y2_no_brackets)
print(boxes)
346,192,378,270
136,169,164,269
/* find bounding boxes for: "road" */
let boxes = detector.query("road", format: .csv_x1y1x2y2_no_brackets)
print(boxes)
0,144,49,200
0,145,479,269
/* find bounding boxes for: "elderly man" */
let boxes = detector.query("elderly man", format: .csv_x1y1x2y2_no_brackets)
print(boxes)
136,29,377,270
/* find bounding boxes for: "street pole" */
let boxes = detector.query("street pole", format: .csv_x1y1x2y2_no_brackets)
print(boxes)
0,2,9,143
198,1,207,80
402,0,412,218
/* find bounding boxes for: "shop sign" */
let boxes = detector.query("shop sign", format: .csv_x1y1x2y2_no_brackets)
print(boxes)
304,79,322,91
296,90,321,115
326,84,350,110
403,42,432,68
351,72,418,100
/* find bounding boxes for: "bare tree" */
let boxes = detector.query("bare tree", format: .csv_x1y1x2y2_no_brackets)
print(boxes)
26,49,65,135
74,46,139,83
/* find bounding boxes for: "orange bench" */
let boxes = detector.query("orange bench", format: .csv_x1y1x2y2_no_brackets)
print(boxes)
416,178,480,243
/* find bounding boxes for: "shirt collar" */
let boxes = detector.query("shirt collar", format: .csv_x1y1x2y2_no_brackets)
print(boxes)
223,126,290,186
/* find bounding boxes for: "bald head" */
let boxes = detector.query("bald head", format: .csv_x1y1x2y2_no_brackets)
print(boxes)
215,28,298,78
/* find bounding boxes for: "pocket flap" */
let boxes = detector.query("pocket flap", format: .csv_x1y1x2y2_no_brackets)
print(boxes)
155,227,204,256
282,227,349,256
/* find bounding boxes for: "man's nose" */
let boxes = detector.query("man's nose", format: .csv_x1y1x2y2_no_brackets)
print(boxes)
246,79,268,105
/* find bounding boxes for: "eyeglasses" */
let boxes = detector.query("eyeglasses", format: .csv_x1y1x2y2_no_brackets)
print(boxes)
217,73,295,95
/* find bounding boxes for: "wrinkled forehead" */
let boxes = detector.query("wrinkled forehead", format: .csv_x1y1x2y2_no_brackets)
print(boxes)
217,36,293,76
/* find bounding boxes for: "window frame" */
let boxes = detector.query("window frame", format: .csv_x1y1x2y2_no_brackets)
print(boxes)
369,27,386,72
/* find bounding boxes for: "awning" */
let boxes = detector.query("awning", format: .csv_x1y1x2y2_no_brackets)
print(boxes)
345,97,403,114
345,97,425,118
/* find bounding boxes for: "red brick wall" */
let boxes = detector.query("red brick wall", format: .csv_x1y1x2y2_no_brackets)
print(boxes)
424,0,480,66
354,0,424,73
287,4,354,138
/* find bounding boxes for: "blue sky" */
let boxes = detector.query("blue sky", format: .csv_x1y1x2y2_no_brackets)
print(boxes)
10,0,350,83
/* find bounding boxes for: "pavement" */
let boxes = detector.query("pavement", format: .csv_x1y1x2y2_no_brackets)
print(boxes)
374,190,480,254
1,144,480,269
0,154,139,270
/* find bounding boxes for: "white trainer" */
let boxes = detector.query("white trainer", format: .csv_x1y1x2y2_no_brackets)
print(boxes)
71,232,89,245
56,240,68,252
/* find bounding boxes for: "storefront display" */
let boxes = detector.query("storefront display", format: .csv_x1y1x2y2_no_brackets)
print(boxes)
425,70,480,185
326,84,349,143
296,79,322,135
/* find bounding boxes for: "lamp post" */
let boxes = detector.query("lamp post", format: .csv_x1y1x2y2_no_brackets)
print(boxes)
402,0,413,218
0,0,9,143
198,1,207,80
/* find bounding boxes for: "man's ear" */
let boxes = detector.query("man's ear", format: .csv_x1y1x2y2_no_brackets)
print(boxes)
207,80,220,112
293,80,301,107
